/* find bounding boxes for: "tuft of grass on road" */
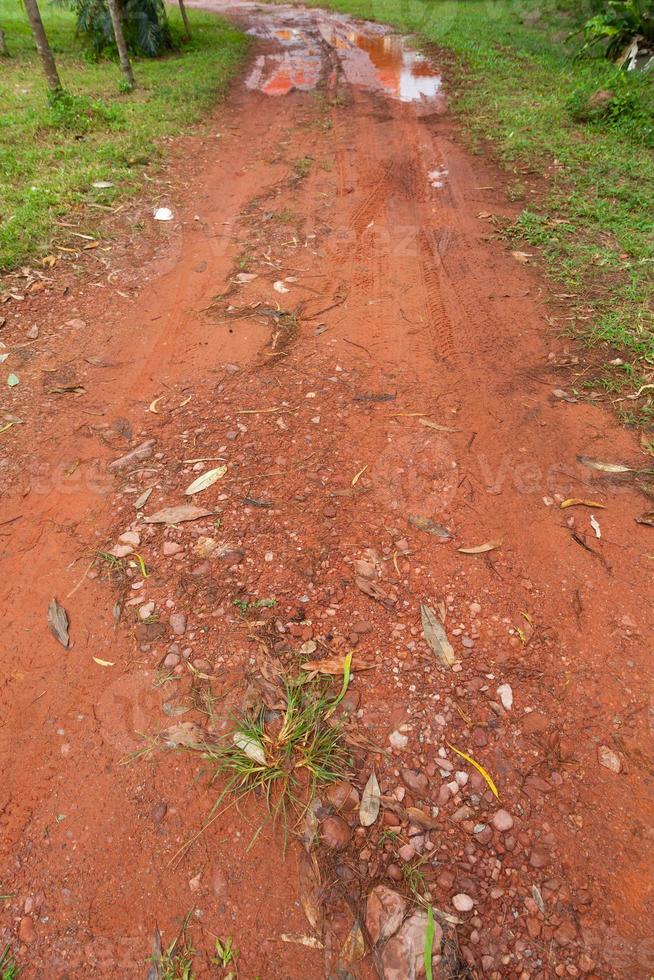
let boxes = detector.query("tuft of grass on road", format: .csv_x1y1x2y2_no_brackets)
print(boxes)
296,0,654,416
0,2,249,271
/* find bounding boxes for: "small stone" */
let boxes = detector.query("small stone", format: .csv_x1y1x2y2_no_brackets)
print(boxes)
163,541,183,556
381,911,440,980
522,711,548,734
110,543,133,558
18,916,36,944
211,867,228,898
326,780,360,811
65,318,86,330
164,652,180,668
398,843,416,862
387,864,403,882
554,918,578,946
452,893,474,913
529,846,549,869
151,802,167,823
139,602,155,620
492,809,514,832
497,683,513,710
27,325,39,340
170,612,187,636
320,815,352,850
389,730,408,750
401,769,429,796
119,530,140,547
365,885,407,945
598,745,621,773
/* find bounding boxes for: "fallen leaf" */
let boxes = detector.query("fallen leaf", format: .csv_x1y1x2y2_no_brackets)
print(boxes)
279,935,323,949
41,255,57,267
92,657,114,667
421,603,456,668
590,514,602,539
233,732,266,765
636,511,654,527
92,180,114,189
577,455,633,474
418,418,460,433
351,464,368,486
273,280,289,293
162,721,206,748
184,465,227,495
7,373,19,387
447,742,499,798
134,487,153,510
148,395,165,414
48,597,70,648
511,250,532,263
359,771,381,827
235,272,258,283
355,575,394,608
405,806,439,830
302,655,372,675
298,849,323,930
47,385,86,395
144,504,214,525
458,540,501,554
560,498,606,509
409,515,452,539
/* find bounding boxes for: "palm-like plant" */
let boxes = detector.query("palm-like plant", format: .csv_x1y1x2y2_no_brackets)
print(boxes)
71,0,173,57
576,1,654,66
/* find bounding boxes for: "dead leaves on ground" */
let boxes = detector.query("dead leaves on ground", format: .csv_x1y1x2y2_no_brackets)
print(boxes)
421,603,457,669
48,597,70,648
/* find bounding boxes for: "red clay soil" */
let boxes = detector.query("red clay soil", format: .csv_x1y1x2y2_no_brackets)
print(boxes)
0,4,653,978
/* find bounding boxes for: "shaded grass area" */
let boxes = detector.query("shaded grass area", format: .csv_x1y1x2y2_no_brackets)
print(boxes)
300,0,654,413
0,2,249,270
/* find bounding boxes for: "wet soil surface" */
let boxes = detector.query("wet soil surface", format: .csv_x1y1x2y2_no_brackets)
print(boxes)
1,4,653,978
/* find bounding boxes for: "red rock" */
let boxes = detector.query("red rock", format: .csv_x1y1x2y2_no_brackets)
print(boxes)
529,847,549,869
381,911,442,980
326,780,360,812
320,815,352,850
401,769,429,796
365,885,407,945
522,711,548,734
554,918,577,946
18,916,36,945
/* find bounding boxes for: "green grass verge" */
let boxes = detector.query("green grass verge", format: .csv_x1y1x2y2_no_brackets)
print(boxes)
0,1,249,271
300,0,654,413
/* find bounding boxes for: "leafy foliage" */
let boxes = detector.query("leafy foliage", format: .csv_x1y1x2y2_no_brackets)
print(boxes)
573,1,654,64
566,70,654,145
72,0,174,57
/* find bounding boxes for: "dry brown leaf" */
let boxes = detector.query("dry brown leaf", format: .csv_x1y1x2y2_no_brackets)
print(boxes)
458,540,502,555
577,455,633,474
421,603,456,668
302,656,372,675
48,597,70,648
405,806,439,830
636,511,654,527
298,849,323,931
419,418,460,433
359,771,381,827
355,575,394,608
409,514,452,539
162,722,207,748
144,504,214,525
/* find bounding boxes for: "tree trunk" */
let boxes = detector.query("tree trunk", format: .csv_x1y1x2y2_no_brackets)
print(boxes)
23,0,61,92
0,27,9,57
106,0,135,88
178,0,191,40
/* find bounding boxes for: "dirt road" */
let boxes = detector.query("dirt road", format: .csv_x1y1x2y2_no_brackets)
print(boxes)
1,4,652,977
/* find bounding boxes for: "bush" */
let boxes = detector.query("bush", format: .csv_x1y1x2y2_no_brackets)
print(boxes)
72,0,175,57
566,71,654,144
573,0,654,65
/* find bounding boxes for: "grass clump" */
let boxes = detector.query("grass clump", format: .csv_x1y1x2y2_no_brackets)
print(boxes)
0,2,249,271
205,674,350,841
0,946,20,980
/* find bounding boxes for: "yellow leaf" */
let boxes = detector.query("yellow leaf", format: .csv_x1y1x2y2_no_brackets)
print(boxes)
560,498,605,509
351,464,368,486
93,657,114,667
447,742,499,798
149,395,165,414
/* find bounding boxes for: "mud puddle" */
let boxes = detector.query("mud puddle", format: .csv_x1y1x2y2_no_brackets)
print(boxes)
240,4,442,103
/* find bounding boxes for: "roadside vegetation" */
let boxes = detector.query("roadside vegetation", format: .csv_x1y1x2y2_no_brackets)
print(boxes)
302,0,654,421
0,2,248,271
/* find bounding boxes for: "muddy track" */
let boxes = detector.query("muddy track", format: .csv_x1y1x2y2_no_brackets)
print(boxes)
0,3,652,978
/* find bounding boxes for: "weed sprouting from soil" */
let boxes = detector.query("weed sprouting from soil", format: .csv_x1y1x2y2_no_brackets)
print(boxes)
0,946,20,980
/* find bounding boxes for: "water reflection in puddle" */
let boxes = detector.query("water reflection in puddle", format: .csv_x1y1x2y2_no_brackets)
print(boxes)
244,12,441,104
